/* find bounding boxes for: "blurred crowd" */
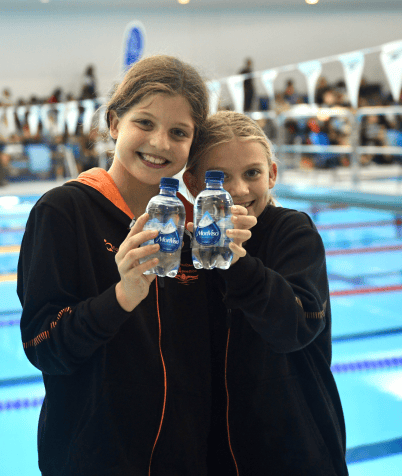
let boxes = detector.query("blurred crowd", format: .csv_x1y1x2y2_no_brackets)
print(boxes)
1,66,402,185
0,65,115,186
255,77,402,169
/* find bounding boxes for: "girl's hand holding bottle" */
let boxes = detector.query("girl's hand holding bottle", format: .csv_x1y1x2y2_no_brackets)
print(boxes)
226,205,257,265
187,205,256,267
115,213,160,312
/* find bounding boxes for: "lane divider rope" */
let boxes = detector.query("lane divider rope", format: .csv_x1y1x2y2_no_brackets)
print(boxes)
331,356,402,373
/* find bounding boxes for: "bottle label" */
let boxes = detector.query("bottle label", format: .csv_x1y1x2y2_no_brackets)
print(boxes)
155,218,181,252
195,211,221,245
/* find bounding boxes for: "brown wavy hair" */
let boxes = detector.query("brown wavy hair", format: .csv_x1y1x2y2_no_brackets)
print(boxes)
106,55,209,156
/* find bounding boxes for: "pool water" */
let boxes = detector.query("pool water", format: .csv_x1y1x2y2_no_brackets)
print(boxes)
1,193,401,475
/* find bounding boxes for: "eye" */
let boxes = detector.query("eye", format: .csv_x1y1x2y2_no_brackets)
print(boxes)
222,172,230,182
245,169,261,179
136,119,153,128
171,128,187,138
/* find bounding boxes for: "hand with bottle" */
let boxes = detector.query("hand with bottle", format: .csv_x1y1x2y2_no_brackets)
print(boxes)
189,170,257,269
115,213,161,312
187,204,256,268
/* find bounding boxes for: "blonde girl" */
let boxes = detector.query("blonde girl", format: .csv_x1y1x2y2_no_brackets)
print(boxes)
183,110,348,476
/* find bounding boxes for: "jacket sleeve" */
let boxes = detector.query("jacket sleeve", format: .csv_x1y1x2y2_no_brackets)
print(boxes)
17,199,132,376
218,213,329,353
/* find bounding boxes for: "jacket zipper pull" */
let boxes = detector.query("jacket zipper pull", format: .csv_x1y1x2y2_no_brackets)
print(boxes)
158,276,165,288
226,308,232,328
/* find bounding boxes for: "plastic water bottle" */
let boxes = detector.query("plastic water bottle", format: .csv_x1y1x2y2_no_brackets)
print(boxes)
140,177,185,278
192,170,234,270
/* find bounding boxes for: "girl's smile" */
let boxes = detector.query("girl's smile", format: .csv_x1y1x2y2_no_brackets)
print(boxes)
137,152,170,168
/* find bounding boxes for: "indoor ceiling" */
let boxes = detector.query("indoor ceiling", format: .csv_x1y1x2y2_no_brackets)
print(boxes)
2,0,402,12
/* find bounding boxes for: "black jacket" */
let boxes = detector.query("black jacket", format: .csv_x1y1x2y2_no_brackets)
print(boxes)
18,168,348,475
18,168,212,475
210,204,348,475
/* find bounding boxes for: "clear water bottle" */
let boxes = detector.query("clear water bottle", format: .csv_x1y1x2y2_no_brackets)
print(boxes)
192,170,234,270
140,177,185,278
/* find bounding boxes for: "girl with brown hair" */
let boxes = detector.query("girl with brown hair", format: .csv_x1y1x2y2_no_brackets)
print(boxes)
17,56,253,475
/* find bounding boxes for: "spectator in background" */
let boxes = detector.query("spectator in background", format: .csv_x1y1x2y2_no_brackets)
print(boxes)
80,65,98,100
321,87,338,107
48,88,63,104
0,88,13,106
274,92,291,115
283,79,300,105
360,114,391,165
238,58,255,112
315,76,329,105
334,81,349,107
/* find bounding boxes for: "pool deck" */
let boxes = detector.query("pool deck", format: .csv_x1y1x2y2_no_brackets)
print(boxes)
1,164,401,200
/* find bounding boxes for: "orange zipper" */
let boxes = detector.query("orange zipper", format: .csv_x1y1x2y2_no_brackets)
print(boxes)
148,277,167,476
225,326,240,476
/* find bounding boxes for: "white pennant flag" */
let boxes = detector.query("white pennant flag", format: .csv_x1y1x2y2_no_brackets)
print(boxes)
56,103,66,135
261,69,278,108
40,104,52,135
227,75,244,113
82,99,96,134
65,101,80,136
27,105,41,136
339,51,365,108
207,81,222,114
17,106,27,126
380,40,402,103
6,106,17,135
298,60,322,105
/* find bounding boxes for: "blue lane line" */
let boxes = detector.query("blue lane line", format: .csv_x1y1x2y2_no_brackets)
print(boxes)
333,327,402,343
0,395,44,412
0,310,21,317
331,355,402,373
346,437,402,464
0,375,43,388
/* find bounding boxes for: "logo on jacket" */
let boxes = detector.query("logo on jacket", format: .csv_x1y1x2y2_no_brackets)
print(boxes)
104,239,119,254
175,263,198,285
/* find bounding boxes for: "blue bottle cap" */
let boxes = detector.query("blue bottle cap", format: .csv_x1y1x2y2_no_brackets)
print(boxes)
160,177,179,190
205,170,224,182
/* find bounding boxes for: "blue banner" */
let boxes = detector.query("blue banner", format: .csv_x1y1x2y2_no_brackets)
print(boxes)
122,21,146,73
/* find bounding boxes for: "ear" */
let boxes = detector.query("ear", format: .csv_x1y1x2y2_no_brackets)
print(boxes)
183,169,200,198
269,162,278,189
109,111,120,140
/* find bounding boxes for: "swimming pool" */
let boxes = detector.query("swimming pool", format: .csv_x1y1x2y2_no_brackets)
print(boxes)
1,192,401,475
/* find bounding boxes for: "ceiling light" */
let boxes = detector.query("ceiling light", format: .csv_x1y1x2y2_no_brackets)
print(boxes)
305,0,319,4
178,0,190,4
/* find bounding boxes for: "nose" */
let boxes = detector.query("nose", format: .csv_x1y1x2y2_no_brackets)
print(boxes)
149,129,170,151
227,177,249,199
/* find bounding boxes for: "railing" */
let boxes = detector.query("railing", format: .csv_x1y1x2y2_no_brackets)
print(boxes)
249,105,402,186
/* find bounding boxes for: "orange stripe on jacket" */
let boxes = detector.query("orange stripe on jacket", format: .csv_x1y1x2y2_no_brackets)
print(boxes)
72,168,134,219
71,167,194,225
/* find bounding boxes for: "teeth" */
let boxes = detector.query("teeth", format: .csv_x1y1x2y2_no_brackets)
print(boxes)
140,153,168,165
235,202,252,207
